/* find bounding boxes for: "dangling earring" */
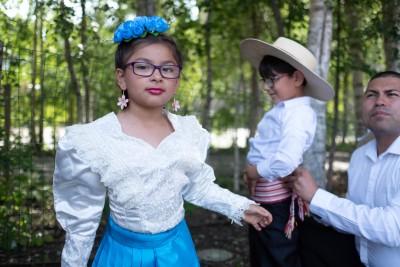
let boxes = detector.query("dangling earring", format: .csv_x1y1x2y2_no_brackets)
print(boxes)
117,90,129,109
171,95,180,112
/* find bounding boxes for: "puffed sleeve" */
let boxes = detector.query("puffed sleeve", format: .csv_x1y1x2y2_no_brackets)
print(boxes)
53,130,106,266
181,116,256,225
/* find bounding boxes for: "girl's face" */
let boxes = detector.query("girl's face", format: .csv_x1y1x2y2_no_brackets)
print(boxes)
116,43,180,111
262,71,305,104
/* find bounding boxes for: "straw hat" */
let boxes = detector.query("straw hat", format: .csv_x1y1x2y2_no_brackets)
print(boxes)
240,37,334,101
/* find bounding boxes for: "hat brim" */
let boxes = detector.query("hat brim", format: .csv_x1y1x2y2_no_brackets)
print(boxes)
240,38,334,102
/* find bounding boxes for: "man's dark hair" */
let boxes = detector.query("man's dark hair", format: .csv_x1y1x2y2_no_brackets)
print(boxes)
368,71,400,84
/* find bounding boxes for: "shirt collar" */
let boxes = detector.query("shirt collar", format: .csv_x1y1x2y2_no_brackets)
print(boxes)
279,96,311,108
364,135,400,160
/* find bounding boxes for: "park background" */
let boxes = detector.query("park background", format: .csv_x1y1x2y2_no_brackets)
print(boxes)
0,0,398,265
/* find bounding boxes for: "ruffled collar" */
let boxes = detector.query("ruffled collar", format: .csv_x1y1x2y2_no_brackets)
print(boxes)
103,111,182,149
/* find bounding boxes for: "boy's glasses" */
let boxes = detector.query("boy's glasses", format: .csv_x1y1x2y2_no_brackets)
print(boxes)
260,74,289,89
124,62,182,79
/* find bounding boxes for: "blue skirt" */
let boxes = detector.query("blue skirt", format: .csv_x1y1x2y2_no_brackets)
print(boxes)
92,216,200,267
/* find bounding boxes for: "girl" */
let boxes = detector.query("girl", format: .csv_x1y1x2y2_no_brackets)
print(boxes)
53,16,272,267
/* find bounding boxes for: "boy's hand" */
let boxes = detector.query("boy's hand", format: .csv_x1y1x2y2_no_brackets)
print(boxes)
243,165,261,197
243,204,273,231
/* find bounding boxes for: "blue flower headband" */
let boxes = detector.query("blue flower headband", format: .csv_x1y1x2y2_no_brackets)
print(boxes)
114,16,170,44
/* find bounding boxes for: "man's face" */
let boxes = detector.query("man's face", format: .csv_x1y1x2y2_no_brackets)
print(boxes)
362,76,400,139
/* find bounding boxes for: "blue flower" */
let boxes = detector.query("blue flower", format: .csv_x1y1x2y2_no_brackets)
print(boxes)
121,20,135,40
113,16,170,43
154,17,169,32
145,17,157,33
113,23,125,43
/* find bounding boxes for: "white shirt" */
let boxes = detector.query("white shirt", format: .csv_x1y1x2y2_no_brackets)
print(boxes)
311,137,400,267
247,96,317,180
53,112,256,266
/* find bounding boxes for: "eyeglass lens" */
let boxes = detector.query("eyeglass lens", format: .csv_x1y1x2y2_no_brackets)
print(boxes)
128,62,181,79
260,78,274,88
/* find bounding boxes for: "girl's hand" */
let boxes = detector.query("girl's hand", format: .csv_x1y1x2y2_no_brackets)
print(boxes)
243,204,273,231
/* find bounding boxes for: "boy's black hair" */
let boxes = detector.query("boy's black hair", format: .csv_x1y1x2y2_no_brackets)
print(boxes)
259,55,307,87
259,55,296,77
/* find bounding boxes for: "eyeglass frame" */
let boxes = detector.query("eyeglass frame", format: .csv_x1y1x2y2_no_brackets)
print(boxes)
260,74,289,89
124,61,183,79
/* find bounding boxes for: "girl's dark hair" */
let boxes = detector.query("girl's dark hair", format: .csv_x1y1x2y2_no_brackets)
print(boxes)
115,34,183,69
259,55,307,86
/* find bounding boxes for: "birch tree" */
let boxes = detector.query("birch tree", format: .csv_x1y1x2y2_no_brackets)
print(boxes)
30,0,39,148
303,0,333,188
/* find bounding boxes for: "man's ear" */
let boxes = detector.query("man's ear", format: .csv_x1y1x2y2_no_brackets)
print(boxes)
116,68,126,90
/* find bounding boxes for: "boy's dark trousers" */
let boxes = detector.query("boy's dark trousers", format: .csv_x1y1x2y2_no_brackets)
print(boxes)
249,199,302,267
249,200,365,267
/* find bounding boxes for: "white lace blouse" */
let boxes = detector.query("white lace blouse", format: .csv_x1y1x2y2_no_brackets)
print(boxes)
53,112,256,266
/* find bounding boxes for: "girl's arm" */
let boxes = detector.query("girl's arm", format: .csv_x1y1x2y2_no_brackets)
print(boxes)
53,134,106,266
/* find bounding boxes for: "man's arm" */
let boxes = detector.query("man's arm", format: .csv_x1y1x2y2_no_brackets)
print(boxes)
281,167,400,247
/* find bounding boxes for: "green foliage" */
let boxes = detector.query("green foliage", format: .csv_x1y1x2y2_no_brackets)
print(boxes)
332,141,357,153
0,140,55,251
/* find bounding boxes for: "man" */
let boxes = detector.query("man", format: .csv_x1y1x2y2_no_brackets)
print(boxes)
283,71,400,267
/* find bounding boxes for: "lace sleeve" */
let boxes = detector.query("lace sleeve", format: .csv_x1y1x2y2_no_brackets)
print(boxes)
53,128,107,266
183,163,256,225
61,233,96,267
180,116,256,225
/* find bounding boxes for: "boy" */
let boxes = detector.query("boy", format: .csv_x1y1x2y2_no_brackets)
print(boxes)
240,37,334,267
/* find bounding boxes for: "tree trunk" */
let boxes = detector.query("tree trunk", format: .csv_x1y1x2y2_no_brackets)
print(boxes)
327,0,341,190
341,72,349,143
269,0,284,36
303,0,333,188
80,0,91,123
64,38,83,123
202,6,213,131
136,0,155,16
38,2,45,151
3,84,11,182
382,0,400,71
0,39,2,89
30,0,39,148
59,0,82,123
233,59,247,193
345,1,367,143
248,0,262,138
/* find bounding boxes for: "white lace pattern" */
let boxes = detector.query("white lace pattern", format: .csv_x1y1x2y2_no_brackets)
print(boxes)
53,112,256,265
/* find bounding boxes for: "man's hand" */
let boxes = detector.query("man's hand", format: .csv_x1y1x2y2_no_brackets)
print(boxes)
243,165,261,197
280,167,318,203
243,204,273,231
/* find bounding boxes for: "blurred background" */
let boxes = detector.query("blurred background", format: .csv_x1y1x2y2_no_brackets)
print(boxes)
0,0,396,265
